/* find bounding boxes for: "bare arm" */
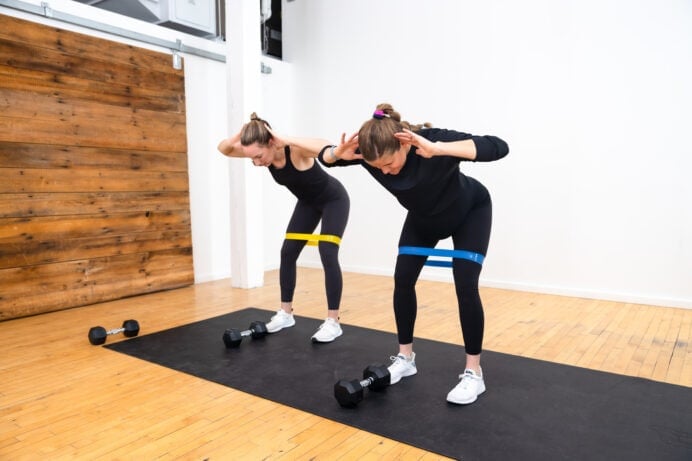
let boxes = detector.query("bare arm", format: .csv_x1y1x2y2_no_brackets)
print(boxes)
217,132,246,158
268,129,332,158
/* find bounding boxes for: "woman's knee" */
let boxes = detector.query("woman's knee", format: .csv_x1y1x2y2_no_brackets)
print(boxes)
281,240,303,262
452,259,481,281
394,268,420,291
318,242,340,266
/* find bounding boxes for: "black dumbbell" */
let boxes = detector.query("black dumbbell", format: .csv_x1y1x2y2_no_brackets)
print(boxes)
334,364,391,407
88,319,140,345
222,321,269,348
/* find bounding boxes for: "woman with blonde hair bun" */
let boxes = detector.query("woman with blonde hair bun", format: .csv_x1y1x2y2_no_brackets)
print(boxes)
218,113,350,343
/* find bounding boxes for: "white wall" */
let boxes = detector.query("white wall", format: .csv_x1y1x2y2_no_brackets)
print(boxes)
271,0,692,309
183,54,231,282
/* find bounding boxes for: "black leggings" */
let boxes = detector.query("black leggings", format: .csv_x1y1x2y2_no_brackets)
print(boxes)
280,193,349,310
394,195,492,355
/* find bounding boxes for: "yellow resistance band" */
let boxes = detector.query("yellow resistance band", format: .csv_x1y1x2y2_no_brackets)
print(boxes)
285,233,342,246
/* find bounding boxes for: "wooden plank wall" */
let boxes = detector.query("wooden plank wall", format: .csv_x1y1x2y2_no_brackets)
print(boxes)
0,15,194,320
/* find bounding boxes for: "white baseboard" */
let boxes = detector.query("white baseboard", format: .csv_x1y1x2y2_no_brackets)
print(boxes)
199,263,691,310
301,262,692,310
479,279,692,310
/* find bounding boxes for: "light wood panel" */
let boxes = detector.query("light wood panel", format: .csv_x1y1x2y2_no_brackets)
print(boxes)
0,15,192,320
0,269,689,459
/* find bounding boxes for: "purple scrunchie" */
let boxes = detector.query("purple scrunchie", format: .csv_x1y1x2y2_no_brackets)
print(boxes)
373,109,388,119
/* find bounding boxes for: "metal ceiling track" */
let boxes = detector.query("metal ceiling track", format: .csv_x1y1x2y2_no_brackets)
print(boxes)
0,0,226,63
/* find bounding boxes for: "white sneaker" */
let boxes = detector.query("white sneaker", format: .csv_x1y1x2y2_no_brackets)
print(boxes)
311,318,343,343
446,368,486,404
265,309,295,333
387,352,417,385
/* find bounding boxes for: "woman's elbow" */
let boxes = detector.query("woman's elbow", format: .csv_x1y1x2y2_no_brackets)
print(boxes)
496,137,509,159
217,140,232,156
479,135,509,161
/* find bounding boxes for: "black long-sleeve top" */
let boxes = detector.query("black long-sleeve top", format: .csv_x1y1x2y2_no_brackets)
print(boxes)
319,128,508,217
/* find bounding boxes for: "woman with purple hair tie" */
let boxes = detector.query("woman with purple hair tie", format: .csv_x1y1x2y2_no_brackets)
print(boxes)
321,103,509,404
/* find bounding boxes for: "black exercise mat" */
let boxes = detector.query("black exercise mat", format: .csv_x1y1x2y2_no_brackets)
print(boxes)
106,307,692,461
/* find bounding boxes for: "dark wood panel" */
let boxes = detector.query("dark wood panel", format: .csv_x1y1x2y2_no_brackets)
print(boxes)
0,168,189,193
0,116,187,152
0,230,192,270
0,87,186,128
0,14,178,73
0,142,188,171
0,192,190,218
0,249,194,320
0,64,184,113
0,210,191,244
0,104,187,153
0,38,184,91
0,247,193,297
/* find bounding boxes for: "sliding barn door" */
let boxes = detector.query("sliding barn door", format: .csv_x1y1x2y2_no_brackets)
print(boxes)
0,15,194,320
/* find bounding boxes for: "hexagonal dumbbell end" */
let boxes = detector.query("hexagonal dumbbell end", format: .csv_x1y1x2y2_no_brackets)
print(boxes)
249,321,268,339
88,326,108,345
363,364,390,391
122,319,140,337
334,379,364,408
222,328,243,348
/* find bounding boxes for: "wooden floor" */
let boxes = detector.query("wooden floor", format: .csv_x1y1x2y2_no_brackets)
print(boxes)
1,268,690,460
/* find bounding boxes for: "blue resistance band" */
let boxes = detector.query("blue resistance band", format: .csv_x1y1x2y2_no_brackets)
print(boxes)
398,246,485,267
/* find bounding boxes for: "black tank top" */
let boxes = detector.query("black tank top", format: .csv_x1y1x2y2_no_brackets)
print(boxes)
268,146,331,202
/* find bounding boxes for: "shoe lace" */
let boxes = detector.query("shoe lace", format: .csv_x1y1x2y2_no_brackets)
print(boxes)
457,370,480,389
389,355,408,369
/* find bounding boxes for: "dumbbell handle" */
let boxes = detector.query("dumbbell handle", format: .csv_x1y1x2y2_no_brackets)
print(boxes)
358,376,376,389
239,325,265,337
238,328,253,338
105,327,126,335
